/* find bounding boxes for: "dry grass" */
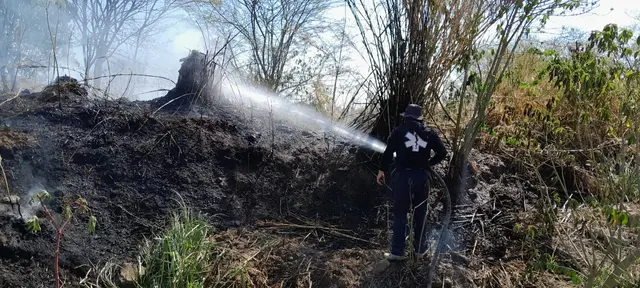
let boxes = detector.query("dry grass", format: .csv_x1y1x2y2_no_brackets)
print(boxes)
474,260,579,288
212,226,487,288
0,127,34,149
553,203,640,287
486,50,637,154
209,226,385,288
463,50,640,287
39,81,88,102
487,53,555,120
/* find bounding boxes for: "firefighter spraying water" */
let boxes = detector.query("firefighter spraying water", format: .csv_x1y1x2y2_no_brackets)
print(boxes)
372,104,453,288
376,104,447,261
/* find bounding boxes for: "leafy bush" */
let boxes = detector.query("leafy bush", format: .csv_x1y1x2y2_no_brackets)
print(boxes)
488,24,640,287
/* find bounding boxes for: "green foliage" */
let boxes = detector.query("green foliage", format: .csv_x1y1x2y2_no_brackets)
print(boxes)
602,205,629,227
89,215,97,233
32,190,51,202
544,26,633,129
447,0,594,173
27,190,95,233
27,190,96,288
63,205,72,220
523,254,582,285
27,216,41,232
75,197,89,213
546,24,639,143
598,159,640,203
136,204,248,288
137,207,212,288
453,17,638,288
500,24,640,132
492,23,640,205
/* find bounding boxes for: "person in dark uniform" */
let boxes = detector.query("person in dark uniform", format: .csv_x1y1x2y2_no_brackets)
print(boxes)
376,104,447,260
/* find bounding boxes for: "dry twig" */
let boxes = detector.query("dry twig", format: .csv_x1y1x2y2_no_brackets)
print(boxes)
258,221,378,245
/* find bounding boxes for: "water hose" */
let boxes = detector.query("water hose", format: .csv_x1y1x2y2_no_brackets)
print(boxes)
425,167,451,288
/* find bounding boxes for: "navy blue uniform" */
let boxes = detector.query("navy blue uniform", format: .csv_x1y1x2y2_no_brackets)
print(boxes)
379,119,447,256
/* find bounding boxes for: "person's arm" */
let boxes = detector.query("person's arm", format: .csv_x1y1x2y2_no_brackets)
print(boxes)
379,130,398,172
377,129,399,185
428,131,447,166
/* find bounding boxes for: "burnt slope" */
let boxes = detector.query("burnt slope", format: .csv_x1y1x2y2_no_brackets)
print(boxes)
0,72,552,288
0,92,382,287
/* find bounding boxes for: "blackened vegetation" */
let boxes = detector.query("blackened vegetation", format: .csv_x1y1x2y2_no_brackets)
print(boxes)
0,52,559,287
0,68,384,287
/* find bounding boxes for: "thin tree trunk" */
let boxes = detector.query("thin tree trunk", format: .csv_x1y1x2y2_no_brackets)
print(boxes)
93,56,105,87
0,66,8,92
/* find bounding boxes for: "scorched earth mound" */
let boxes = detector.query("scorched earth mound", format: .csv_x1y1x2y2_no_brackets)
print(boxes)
0,65,545,288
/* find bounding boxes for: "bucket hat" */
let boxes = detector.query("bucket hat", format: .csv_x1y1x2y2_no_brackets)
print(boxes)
400,104,423,121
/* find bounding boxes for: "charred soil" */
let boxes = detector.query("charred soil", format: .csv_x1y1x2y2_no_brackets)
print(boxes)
0,86,573,287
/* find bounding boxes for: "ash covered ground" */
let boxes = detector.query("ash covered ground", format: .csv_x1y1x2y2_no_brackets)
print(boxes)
0,53,551,288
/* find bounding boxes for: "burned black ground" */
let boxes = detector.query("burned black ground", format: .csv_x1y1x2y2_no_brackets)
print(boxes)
0,82,550,288
0,88,396,287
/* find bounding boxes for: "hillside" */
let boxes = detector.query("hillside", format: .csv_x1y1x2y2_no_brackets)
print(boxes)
0,53,638,287
0,74,545,288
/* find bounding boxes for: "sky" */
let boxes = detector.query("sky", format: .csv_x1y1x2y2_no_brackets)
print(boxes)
53,18,199,100
42,1,639,101
542,0,640,38
170,1,640,51
162,1,640,103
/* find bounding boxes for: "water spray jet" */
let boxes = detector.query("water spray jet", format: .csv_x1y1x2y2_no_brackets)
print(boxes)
220,80,387,153
214,72,451,286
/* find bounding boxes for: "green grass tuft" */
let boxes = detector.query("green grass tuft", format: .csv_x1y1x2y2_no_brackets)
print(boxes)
136,205,214,288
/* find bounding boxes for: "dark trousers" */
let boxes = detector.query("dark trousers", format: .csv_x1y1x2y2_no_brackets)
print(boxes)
390,169,429,256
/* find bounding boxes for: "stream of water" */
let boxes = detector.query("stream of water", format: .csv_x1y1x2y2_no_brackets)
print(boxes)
220,80,387,153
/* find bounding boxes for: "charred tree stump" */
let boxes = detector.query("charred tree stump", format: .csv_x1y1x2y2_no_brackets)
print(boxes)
151,50,222,112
